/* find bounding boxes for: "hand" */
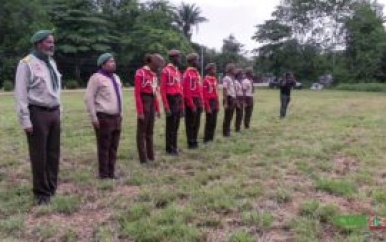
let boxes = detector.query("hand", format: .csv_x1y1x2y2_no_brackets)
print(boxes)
165,109,172,117
24,127,33,134
138,114,145,120
206,109,212,114
156,112,161,119
191,106,197,113
92,120,100,129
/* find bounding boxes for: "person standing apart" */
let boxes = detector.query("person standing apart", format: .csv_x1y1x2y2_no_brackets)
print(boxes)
183,53,203,149
234,69,245,132
202,63,220,143
242,68,255,129
160,50,184,155
15,30,61,205
222,63,237,137
279,72,297,119
135,54,163,163
85,53,123,179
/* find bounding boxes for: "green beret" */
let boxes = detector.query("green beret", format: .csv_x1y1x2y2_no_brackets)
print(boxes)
97,53,113,67
30,30,54,44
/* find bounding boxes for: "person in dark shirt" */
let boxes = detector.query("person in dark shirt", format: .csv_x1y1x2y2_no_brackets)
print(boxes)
279,72,296,118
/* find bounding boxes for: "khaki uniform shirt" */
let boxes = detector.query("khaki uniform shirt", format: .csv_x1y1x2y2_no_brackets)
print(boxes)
14,54,62,129
242,78,254,97
222,75,236,98
85,72,123,122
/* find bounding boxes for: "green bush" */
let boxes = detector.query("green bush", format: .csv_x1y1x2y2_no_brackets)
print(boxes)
335,83,386,92
3,81,13,91
65,80,79,89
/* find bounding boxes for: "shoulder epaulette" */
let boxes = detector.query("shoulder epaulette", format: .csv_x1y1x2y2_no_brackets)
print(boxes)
21,55,32,63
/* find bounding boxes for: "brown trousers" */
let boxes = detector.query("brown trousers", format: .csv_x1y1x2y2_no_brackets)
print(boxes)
165,94,182,153
95,113,122,178
27,105,60,199
185,97,202,148
223,96,236,137
137,94,156,163
244,96,254,128
235,96,244,132
204,99,218,142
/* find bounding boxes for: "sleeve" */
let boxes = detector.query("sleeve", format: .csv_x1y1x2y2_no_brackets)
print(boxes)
215,79,220,110
222,77,229,101
202,78,211,112
199,75,204,108
154,92,160,114
160,68,170,111
84,74,99,122
14,61,32,129
183,71,195,109
134,70,144,115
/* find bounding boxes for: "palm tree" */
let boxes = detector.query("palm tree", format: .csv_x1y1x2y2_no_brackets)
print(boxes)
174,2,208,40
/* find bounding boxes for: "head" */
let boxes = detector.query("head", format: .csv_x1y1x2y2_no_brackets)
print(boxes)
245,67,253,79
235,69,244,81
205,63,216,76
146,53,165,72
225,63,236,77
186,53,199,68
285,72,293,80
98,53,116,73
168,49,181,66
31,30,55,57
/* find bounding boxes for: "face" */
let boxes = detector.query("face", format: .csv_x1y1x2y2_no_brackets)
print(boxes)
171,55,181,66
190,58,199,68
209,67,216,76
150,56,165,72
37,35,55,56
102,57,116,72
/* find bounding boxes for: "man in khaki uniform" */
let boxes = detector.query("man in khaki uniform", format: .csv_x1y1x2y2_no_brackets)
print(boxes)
222,63,237,137
85,53,123,179
14,30,62,205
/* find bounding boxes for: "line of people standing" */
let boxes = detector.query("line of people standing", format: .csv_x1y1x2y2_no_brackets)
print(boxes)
14,30,294,206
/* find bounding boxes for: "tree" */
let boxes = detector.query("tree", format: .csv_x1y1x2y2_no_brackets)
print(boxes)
0,0,51,86
345,2,386,82
174,2,208,40
46,0,117,82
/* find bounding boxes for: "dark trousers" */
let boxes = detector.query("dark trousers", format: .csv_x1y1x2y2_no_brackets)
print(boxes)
235,96,244,132
244,96,254,128
165,94,182,153
185,97,202,148
280,94,291,118
95,113,122,178
204,99,218,142
27,105,60,199
223,96,236,137
137,94,156,163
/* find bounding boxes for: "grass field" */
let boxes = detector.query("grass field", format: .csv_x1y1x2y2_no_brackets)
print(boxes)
1,89,386,241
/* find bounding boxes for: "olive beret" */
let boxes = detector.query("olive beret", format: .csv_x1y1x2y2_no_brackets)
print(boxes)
97,53,113,67
30,30,54,44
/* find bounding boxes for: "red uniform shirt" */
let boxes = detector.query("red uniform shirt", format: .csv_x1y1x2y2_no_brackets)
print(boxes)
182,67,203,109
160,63,183,111
134,66,160,115
202,75,220,111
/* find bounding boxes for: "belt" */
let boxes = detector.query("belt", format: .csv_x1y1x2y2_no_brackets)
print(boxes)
141,92,155,97
29,104,59,112
97,112,121,118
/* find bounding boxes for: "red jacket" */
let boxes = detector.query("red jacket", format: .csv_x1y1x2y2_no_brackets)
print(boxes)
182,67,203,109
202,75,220,112
134,66,160,115
160,63,184,111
